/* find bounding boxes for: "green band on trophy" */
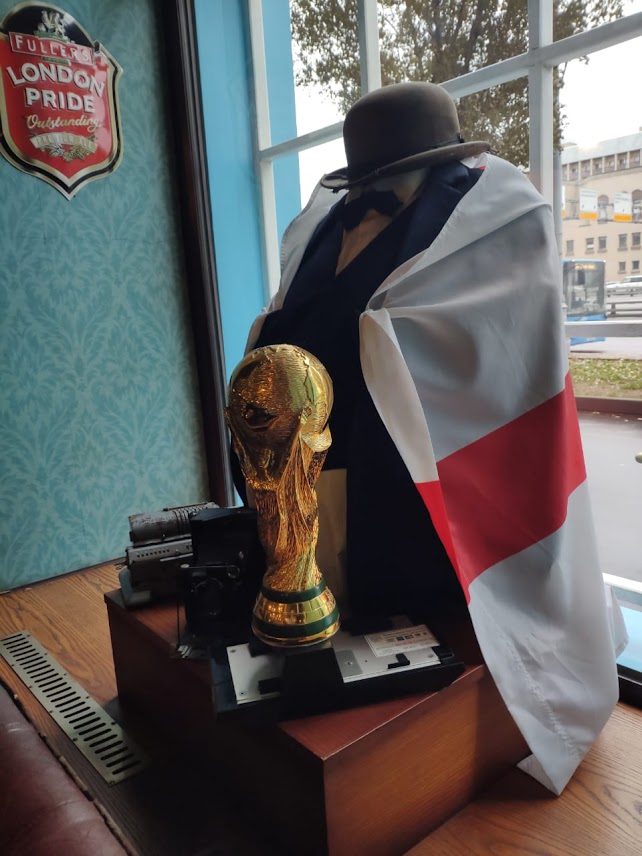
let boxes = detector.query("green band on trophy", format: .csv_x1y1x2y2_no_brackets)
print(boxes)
261,579,327,604
253,606,340,641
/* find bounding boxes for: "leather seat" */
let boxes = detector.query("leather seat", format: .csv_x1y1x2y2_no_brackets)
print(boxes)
0,682,125,856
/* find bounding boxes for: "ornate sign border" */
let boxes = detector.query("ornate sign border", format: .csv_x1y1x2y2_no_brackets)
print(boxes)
0,1,123,199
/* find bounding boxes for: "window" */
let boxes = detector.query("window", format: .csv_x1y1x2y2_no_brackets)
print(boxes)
630,151,641,167
598,194,609,221
633,260,640,272
633,233,641,248
243,0,642,702
619,234,628,249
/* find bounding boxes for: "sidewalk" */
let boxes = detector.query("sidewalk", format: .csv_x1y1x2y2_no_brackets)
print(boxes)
570,339,642,359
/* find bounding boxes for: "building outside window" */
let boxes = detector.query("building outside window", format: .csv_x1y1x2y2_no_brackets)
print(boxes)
619,234,628,249
598,236,607,251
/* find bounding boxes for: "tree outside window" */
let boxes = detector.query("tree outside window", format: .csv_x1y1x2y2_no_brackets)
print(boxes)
290,0,623,169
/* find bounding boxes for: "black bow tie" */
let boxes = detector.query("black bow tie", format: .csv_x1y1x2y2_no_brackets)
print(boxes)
338,189,402,231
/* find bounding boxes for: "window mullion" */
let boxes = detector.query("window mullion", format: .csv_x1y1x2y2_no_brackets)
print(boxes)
247,0,280,296
528,0,554,208
357,0,381,94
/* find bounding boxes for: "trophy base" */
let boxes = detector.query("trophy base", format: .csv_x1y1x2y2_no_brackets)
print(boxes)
210,615,465,722
252,579,340,648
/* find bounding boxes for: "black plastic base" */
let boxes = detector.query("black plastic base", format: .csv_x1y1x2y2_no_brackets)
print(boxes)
210,632,465,724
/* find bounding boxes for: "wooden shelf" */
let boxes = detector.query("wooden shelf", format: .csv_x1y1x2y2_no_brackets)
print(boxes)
106,589,528,856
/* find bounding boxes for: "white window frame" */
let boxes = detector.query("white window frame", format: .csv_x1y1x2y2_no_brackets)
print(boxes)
247,0,642,321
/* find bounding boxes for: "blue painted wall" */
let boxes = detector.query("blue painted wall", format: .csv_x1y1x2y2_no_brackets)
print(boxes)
194,0,300,379
0,0,208,590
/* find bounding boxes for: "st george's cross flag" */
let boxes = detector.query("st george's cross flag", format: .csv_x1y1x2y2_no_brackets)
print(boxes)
248,152,626,795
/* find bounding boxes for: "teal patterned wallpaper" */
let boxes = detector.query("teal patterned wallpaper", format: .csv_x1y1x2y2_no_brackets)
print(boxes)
0,0,208,590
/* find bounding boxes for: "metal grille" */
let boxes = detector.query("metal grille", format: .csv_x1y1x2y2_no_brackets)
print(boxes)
0,630,149,784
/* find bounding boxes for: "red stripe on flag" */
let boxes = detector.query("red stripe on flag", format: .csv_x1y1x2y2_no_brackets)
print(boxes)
416,374,585,595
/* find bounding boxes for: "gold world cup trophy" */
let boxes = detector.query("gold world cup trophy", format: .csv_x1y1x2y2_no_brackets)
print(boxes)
225,344,340,648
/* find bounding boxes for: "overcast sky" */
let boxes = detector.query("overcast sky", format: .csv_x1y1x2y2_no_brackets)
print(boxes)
561,0,642,146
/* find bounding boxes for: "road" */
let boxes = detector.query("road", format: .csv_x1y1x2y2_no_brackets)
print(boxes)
580,412,642,585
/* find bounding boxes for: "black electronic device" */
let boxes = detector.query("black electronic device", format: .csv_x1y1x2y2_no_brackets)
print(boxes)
181,506,265,644
119,502,218,606
209,615,465,724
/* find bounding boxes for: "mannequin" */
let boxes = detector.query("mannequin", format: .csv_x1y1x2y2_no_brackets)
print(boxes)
236,81,623,795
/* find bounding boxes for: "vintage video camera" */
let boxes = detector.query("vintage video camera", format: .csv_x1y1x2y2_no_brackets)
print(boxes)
182,507,265,645
119,502,218,605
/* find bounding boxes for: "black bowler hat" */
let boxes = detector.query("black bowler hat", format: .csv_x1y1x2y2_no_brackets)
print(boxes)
321,82,491,191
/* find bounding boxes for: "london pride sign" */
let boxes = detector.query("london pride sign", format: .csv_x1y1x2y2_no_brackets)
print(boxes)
0,2,123,198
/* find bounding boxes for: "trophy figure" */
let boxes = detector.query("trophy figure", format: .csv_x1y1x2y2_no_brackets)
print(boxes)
225,344,340,648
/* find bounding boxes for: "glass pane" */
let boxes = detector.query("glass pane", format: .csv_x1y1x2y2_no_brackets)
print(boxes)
456,80,529,169
580,414,642,582
561,24,642,592
377,2,526,81
560,36,642,153
554,0,638,42
263,0,359,147
298,138,345,208
616,595,642,674
560,37,642,393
